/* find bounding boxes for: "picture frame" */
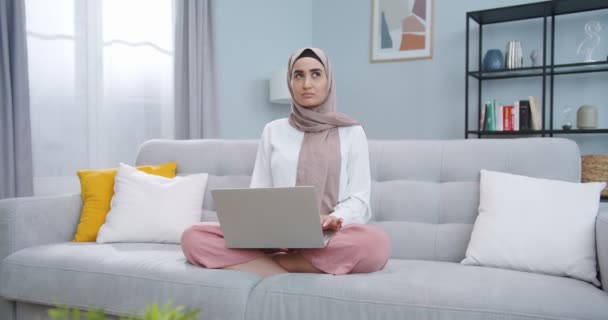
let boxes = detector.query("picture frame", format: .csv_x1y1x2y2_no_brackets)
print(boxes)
370,0,434,62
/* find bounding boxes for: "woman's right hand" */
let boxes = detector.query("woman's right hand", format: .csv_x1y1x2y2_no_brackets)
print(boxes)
320,214,343,231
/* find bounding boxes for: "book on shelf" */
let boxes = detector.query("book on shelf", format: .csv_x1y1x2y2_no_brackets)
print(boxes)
503,105,513,131
495,101,503,131
515,104,520,130
519,100,531,130
484,101,495,131
528,96,541,130
480,102,486,131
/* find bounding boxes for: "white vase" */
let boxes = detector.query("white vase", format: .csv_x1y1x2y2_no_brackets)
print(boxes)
505,40,523,69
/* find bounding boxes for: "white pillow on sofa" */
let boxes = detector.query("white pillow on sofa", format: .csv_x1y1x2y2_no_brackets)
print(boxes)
462,169,606,285
97,163,208,244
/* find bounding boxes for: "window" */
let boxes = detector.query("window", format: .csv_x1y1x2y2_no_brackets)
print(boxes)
25,0,175,195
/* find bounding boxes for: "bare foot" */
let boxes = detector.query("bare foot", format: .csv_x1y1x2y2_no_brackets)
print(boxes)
272,253,323,273
225,256,288,276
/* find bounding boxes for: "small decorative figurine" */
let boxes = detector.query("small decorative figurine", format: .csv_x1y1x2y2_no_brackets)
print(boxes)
577,20,601,62
530,50,541,67
561,105,574,130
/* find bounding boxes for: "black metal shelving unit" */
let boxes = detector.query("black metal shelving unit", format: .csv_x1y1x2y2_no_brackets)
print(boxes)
465,0,608,139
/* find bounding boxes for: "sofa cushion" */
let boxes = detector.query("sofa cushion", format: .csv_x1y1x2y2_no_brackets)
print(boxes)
0,243,261,320
97,163,208,244
245,259,608,320
463,170,605,286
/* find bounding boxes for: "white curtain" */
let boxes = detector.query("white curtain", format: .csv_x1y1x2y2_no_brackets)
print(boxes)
25,0,175,195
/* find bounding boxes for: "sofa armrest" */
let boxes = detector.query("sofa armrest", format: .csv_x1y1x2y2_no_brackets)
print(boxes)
0,194,82,261
597,207,608,292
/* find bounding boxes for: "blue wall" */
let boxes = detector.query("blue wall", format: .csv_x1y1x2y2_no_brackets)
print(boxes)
215,0,312,139
216,0,607,154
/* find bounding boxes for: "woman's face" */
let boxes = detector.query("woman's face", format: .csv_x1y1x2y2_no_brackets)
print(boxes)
290,57,328,108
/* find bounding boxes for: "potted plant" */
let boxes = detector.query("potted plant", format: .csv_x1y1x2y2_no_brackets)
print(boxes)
48,302,200,320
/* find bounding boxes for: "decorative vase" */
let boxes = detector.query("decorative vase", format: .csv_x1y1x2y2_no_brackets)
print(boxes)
483,49,504,71
505,40,523,69
576,105,598,129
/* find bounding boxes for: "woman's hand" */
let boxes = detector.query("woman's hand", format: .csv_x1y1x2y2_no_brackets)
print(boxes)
320,214,343,231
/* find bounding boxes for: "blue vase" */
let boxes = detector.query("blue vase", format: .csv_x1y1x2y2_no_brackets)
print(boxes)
483,49,504,71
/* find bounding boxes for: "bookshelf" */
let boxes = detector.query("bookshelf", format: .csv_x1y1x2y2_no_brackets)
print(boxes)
465,0,608,138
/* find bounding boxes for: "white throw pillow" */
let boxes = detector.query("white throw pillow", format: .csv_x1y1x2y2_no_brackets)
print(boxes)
97,163,208,244
462,169,606,285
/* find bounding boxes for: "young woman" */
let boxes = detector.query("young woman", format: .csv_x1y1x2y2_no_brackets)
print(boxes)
181,48,391,276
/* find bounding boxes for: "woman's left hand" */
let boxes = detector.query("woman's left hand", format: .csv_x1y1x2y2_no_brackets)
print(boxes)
320,215,343,231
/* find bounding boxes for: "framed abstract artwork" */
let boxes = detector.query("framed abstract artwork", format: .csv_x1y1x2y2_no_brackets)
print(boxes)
370,0,433,62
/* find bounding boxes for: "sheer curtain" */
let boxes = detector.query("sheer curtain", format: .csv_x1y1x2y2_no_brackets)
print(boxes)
25,0,175,195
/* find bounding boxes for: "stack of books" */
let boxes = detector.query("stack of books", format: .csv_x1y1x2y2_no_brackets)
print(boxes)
480,96,541,132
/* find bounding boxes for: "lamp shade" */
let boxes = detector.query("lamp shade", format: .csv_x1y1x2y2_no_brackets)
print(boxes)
269,68,291,104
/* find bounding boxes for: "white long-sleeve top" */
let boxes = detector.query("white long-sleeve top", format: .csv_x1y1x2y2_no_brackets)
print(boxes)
249,118,372,225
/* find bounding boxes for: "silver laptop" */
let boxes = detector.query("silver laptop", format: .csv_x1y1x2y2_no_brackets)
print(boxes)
211,186,333,248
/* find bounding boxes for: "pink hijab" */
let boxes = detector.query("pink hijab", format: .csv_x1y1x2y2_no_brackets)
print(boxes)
287,47,359,215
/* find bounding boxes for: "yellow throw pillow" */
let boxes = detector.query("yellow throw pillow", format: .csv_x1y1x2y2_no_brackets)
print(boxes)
73,162,177,242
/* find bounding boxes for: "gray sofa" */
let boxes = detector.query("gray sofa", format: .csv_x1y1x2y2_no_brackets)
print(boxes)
1,137,607,320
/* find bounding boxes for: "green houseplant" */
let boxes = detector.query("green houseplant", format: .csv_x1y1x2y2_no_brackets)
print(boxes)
48,302,200,320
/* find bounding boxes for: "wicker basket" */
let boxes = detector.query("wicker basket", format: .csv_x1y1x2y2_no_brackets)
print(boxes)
581,154,608,198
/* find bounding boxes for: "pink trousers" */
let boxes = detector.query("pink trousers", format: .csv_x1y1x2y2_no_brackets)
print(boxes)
181,222,391,275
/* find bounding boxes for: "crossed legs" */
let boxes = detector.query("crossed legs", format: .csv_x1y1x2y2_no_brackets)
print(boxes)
225,253,322,276
181,222,390,276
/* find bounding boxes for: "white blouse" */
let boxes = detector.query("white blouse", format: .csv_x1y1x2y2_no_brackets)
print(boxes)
250,118,372,225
